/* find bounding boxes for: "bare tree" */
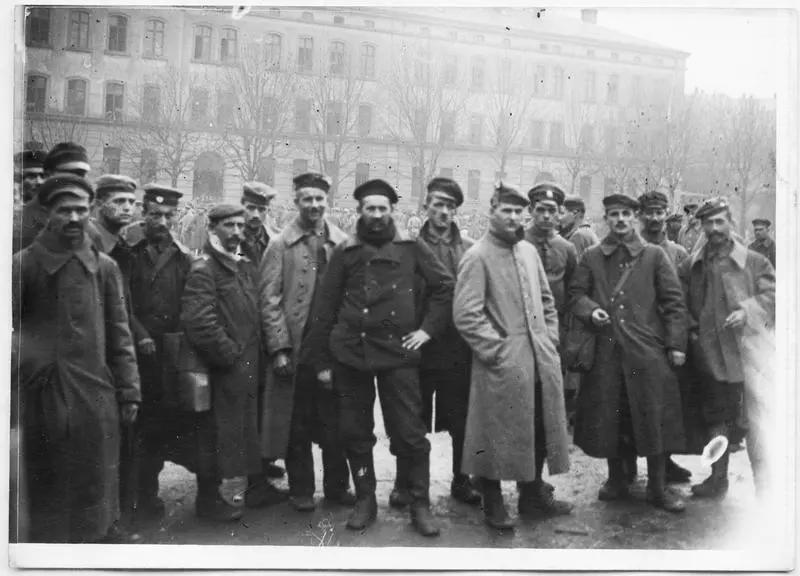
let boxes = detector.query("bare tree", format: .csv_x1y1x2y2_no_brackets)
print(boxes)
122,65,210,187
385,41,468,209
220,41,297,182
24,113,89,151
302,48,366,205
486,58,534,177
561,98,600,195
596,113,644,196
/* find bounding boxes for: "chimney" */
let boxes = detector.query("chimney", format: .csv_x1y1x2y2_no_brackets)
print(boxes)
581,9,598,24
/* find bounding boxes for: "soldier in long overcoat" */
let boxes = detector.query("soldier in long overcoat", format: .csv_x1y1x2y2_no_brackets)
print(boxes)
181,204,263,522
454,183,571,530
12,174,141,543
568,194,688,513
259,173,352,511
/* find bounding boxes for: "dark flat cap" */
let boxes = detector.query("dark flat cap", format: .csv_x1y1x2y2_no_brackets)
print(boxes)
564,196,586,211
293,172,331,192
15,150,46,170
492,181,529,207
602,194,639,210
528,182,565,206
426,177,464,207
95,174,138,200
143,183,182,207
353,179,399,204
666,213,684,223
683,202,699,214
208,203,246,224
752,218,772,227
43,142,90,174
243,181,277,205
694,197,730,221
38,173,94,207
638,190,669,209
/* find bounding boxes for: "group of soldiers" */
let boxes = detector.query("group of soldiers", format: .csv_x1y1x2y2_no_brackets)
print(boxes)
12,141,775,543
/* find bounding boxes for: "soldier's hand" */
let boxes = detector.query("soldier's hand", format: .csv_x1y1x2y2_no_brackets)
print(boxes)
401,329,431,351
591,308,611,327
138,338,156,356
120,403,139,425
273,351,294,377
723,309,746,329
317,369,333,391
668,350,686,367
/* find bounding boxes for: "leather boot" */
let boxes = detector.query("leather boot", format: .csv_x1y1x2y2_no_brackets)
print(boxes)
480,478,515,530
410,501,440,537
646,455,686,513
389,457,413,509
518,480,572,517
665,456,692,483
346,453,378,531
692,450,730,499
598,458,630,501
196,476,243,522
246,475,289,508
451,474,481,505
346,494,377,530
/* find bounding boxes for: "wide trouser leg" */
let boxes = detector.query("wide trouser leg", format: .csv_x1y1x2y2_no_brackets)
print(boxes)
312,365,350,497
334,363,378,497
376,367,431,504
285,368,315,498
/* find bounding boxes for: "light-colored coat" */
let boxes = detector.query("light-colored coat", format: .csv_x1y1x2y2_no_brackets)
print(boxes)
454,232,570,481
258,218,348,459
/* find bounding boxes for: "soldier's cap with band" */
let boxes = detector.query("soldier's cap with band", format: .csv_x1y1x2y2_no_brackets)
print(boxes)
208,203,246,224
602,193,639,211
142,183,182,207
38,173,94,207
426,177,464,207
15,150,46,171
666,213,684,224
95,174,138,201
528,182,565,206
492,181,529,207
683,202,699,214
353,178,399,204
293,172,331,193
694,197,730,221
242,181,277,206
564,196,586,212
752,218,772,227
637,190,669,209
43,142,90,174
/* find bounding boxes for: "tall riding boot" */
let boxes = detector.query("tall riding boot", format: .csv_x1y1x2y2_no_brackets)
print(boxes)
599,458,630,501
407,451,439,537
195,476,242,522
346,453,378,531
646,454,685,513
480,478,514,530
389,457,413,509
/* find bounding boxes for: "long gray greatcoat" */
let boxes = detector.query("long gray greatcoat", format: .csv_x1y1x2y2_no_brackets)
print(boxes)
12,231,141,543
258,218,348,459
454,232,570,481
568,234,688,458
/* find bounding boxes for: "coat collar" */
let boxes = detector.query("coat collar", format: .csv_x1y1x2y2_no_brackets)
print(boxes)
342,224,413,250
204,237,251,274
31,229,99,275
283,217,348,247
419,220,463,246
122,221,191,255
90,218,122,254
599,231,645,257
689,236,748,270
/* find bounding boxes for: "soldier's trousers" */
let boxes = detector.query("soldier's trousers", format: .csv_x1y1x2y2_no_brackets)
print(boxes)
334,363,431,502
285,365,350,498
420,367,470,478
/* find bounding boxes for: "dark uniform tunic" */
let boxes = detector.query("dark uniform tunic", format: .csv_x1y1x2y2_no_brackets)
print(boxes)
562,222,600,261
524,227,577,327
416,221,473,477
305,223,454,501
124,223,194,497
748,237,776,269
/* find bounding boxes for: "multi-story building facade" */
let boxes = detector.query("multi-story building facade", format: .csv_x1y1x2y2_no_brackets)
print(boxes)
16,5,688,214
